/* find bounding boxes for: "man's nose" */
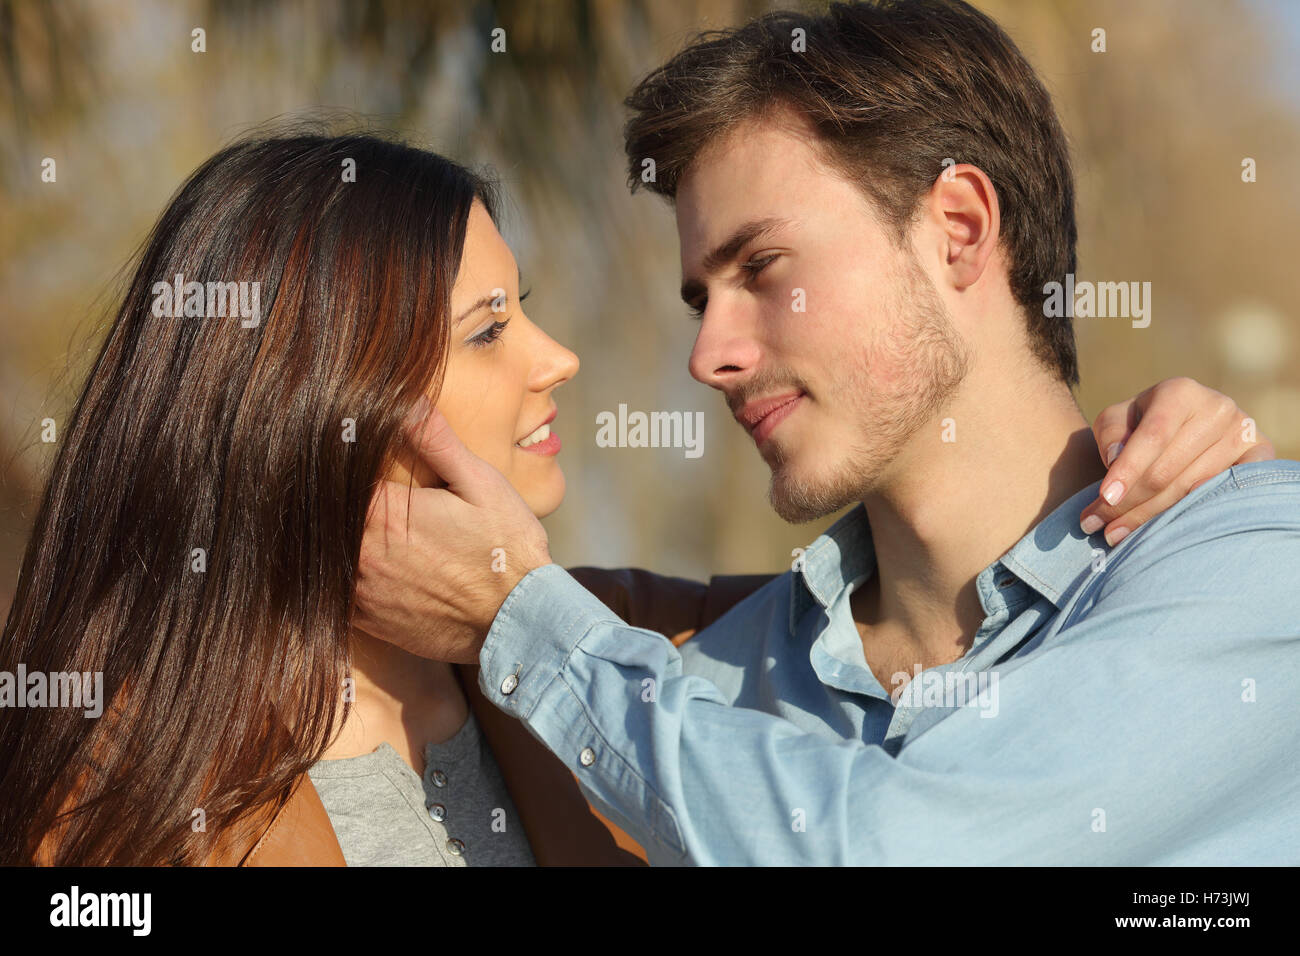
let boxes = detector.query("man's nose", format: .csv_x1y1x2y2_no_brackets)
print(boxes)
687,304,763,389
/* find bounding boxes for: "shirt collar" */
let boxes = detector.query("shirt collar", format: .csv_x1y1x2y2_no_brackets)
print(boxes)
994,479,1106,608
789,503,875,634
789,479,1107,633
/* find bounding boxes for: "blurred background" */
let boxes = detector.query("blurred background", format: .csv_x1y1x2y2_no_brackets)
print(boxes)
2,0,1298,618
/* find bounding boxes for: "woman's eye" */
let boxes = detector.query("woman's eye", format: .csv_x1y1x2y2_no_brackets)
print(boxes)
470,319,510,348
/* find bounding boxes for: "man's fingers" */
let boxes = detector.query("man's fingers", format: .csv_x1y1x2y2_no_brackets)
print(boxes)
405,402,488,501
362,478,413,548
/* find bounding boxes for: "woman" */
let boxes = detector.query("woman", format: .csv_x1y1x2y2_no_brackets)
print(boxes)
0,128,1270,866
0,128,770,867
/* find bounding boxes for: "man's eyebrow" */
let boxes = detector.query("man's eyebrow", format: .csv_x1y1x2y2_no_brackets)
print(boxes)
680,216,794,305
454,265,524,326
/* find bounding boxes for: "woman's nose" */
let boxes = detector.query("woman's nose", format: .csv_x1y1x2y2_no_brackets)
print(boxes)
532,332,579,390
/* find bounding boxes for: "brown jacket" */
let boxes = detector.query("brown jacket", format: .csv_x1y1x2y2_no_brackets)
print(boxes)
219,567,775,866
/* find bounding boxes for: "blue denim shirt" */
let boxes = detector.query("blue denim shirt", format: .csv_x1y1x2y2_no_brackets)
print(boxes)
478,460,1300,864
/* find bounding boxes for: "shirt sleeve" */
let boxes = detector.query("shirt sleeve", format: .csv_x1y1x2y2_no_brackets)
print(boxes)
478,482,1300,865
564,566,776,646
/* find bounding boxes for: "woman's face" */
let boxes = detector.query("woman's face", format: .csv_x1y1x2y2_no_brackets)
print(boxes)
396,200,579,517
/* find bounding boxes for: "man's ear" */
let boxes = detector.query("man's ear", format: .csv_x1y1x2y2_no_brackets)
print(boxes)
928,162,1001,291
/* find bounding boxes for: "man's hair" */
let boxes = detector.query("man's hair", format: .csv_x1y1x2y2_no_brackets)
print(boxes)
623,0,1079,387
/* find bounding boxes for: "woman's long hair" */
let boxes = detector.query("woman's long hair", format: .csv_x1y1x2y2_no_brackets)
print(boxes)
0,127,496,864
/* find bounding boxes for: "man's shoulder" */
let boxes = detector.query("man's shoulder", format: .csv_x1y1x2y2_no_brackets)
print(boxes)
679,570,795,665
1059,458,1300,633
1126,458,1300,544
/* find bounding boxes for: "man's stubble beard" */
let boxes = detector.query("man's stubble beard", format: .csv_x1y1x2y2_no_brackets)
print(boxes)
767,255,971,524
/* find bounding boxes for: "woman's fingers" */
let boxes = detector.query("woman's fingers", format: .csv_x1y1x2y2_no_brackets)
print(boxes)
1236,434,1276,464
1090,432,1246,546
1089,390,1146,473
1080,377,1272,543
1081,379,1205,529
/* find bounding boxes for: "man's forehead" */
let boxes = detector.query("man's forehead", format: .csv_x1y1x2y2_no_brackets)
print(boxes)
675,112,838,252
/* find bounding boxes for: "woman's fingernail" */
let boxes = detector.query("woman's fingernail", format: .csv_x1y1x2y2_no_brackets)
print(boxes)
1081,514,1104,534
1101,480,1125,506
1106,441,1125,467
1105,526,1130,547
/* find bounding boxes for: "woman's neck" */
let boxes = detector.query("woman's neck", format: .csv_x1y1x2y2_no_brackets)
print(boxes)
321,627,470,775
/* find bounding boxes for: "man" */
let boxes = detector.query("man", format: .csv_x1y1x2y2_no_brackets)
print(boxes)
356,0,1299,863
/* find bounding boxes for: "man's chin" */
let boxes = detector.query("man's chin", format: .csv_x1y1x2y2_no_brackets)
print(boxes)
767,465,863,525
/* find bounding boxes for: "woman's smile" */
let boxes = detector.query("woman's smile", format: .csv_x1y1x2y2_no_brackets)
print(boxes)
515,408,561,456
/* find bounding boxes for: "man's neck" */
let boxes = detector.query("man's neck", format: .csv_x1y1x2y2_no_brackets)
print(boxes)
852,359,1108,678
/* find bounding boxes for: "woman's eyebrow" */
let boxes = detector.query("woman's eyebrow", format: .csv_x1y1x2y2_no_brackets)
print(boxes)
454,265,524,326
454,295,495,327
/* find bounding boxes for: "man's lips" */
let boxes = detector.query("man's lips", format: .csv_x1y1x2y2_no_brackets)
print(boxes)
735,391,804,445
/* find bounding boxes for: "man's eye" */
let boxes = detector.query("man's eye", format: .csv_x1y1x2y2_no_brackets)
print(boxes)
470,319,510,347
685,256,775,320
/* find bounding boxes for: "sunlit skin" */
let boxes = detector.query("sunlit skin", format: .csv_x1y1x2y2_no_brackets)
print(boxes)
326,200,579,773
676,105,1110,692
410,200,580,515
677,114,974,522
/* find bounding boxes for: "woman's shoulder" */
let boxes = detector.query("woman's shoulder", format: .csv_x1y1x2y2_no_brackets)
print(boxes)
211,775,346,867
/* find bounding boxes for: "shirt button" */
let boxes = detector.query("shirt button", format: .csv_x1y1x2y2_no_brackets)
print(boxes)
579,746,596,767
430,769,447,788
500,673,519,695
428,803,446,822
446,838,465,856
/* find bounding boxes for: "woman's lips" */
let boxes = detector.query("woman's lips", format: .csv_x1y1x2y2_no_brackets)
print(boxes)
517,430,560,456
750,393,803,446
516,407,560,456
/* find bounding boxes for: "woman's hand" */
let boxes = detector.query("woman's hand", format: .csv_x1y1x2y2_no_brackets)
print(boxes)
1079,377,1275,545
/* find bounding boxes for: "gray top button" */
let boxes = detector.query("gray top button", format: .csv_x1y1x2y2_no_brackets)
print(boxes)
428,803,446,822
446,838,465,855
501,673,519,695
430,769,447,788
579,747,596,767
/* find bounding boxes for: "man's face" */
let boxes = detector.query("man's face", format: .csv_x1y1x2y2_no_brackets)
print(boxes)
675,109,970,522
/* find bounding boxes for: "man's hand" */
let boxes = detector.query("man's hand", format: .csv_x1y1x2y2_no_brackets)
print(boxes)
1079,377,1275,545
353,401,553,663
